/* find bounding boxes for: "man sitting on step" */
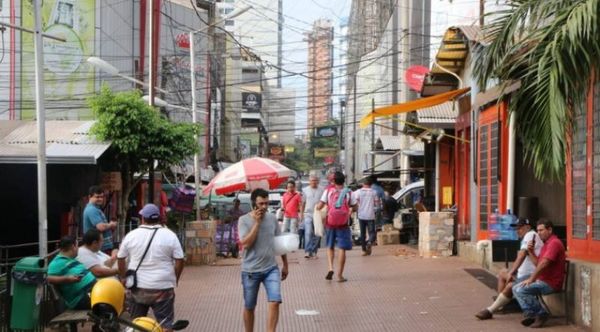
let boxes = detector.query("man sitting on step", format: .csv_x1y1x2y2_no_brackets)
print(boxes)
475,218,542,320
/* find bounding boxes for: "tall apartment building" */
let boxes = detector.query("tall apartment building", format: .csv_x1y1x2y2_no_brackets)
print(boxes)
305,19,334,132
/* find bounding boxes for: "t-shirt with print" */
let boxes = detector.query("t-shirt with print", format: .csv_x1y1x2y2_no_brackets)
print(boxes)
77,246,111,270
282,191,302,218
238,212,281,273
537,234,566,291
83,203,113,251
354,187,380,220
517,230,543,278
117,225,184,290
48,254,96,309
302,186,324,213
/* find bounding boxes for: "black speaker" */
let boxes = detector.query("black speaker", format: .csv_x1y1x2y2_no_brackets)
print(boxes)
518,196,538,222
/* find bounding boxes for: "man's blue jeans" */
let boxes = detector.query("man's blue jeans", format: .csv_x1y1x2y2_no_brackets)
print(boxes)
359,219,376,251
513,279,555,317
303,215,320,255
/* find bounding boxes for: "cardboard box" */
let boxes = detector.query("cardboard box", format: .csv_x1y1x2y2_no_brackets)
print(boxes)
377,230,400,245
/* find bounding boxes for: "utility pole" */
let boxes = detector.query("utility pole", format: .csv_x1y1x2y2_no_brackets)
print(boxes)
190,31,201,220
277,0,283,88
148,0,156,203
352,74,357,181
479,0,485,26
371,98,375,176
33,0,47,258
392,9,399,170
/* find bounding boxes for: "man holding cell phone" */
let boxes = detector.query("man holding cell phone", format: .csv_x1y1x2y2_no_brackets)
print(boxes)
239,188,289,332
48,236,97,310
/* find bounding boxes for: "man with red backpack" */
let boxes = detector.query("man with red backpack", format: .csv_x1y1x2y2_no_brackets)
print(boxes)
316,171,357,282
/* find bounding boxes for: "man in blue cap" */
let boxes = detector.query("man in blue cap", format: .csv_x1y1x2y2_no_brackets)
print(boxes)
118,204,185,332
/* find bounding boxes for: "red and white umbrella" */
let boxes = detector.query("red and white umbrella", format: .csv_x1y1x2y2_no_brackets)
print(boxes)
202,157,292,196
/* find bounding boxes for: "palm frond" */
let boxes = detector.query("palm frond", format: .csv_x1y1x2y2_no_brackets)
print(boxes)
474,0,600,181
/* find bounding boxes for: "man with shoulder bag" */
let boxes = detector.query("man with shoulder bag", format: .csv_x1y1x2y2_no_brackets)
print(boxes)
118,204,185,332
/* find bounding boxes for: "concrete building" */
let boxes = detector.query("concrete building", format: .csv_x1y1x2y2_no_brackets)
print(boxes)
264,87,296,147
305,19,334,132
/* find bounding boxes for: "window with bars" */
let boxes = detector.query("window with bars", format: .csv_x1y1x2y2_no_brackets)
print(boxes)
490,122,499,213
572,97,588,239
594,82,600,240
480,125,489,231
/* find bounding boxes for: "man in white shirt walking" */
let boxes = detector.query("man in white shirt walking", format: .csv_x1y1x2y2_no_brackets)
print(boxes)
354,177,381,256
300,174,324,258
118,204,185,332
475,218,543,320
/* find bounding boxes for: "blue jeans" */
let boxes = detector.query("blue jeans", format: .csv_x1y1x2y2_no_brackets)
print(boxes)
241,266,282,310
283,217,298,233
303,215,320,255
359,219,376,251
513,279,555,317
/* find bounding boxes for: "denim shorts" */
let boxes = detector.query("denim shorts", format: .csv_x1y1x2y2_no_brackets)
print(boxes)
325,227,353,250
241,265,281,309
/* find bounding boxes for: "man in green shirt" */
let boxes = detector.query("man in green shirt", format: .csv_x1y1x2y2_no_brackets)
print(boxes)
48,236,97,309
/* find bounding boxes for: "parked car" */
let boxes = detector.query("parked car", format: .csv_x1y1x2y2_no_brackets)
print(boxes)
268,189,286,215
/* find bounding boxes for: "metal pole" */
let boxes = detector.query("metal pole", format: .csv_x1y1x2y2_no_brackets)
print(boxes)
371,98,375,176
352,74,357,181
33,0,47,258
190,32,201,221
148,0,154,106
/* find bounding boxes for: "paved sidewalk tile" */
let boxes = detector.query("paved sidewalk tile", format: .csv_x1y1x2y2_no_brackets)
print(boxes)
173,245,583,331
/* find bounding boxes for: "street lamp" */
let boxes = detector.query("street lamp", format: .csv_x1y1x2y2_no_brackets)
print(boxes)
142,95,208,115
87,56,168,94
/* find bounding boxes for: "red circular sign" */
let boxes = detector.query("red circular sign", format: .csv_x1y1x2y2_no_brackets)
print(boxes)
176,33,190,49
405,65,430,92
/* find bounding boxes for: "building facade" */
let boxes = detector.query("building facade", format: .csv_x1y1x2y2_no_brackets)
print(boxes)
305,19,334,132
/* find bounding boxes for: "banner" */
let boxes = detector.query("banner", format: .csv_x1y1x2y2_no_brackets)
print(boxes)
242,92,262,111
21,0,96,119
314,148,338,158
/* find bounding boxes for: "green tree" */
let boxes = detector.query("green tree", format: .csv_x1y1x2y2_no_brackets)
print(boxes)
474,0,600,181
89,86,201,221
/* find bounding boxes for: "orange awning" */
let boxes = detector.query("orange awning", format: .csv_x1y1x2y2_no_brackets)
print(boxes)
359,87,471,128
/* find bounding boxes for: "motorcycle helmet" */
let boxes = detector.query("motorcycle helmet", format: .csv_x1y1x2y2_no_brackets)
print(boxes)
91,278,125,318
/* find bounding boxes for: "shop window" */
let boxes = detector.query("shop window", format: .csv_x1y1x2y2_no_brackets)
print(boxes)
572,97,587,239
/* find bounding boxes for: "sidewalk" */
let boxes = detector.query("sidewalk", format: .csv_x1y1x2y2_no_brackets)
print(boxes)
174,245,583,331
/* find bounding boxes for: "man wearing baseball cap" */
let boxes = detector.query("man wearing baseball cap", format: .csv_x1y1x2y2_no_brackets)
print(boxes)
475,218,543,320
118,204,185,331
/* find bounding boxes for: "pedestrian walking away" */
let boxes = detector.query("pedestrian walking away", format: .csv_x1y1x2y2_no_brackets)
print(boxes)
512,219,566,328
83,185,118,253
117,203,185,332
317,171,357,282
353,176,380,256
281,180,302,234
239,188,289,332
475,218,542,320
301,174,324,258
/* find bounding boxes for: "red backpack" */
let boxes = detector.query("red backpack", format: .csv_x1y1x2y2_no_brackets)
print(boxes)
326,187,352,228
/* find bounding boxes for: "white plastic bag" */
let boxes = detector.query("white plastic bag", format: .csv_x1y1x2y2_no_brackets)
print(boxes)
274,233,299,256
313,206,327,237
276,208,284,221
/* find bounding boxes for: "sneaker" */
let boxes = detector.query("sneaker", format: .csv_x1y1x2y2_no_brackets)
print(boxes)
475,309,493,320
362,251,368,256
304,254,311,258
529,315,549,328
366,243,372,255
521,317,536,327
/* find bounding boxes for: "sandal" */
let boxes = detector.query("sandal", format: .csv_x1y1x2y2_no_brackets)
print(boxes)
325,270,334,280
337,277,348,283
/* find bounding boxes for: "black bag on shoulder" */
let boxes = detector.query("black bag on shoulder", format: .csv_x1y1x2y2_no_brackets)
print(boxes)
124,228,159,290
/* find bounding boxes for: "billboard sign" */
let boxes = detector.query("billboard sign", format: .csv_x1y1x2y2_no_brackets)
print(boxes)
314,148,338,158
314,125,337,138
242,92,262,111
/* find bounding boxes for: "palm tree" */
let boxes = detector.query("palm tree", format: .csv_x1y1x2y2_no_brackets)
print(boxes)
474,0,600,181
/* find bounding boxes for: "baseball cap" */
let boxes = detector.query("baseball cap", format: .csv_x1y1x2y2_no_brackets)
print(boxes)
139,203,160,219
510,218,532,228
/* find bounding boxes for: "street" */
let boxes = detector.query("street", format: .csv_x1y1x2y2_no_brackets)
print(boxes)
174,245,581,331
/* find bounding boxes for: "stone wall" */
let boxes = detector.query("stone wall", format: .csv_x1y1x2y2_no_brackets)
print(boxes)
418,212,454,258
